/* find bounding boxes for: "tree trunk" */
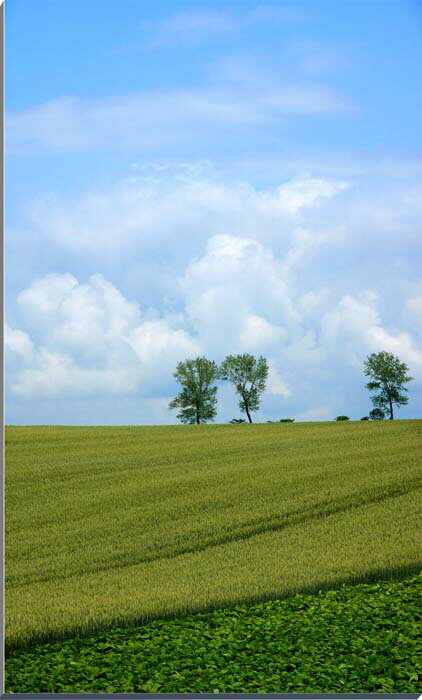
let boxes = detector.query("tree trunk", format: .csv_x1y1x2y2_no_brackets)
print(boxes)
389,396,394,420
245,404,252,423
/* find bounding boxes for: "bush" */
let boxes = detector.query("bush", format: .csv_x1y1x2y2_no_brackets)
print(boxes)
229,418,246,424
279,418,295,422
335,416,350,421
369,408,385,420
360,416,369,421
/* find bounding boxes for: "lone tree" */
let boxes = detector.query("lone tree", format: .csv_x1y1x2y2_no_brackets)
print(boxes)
169,357,219,424
364,351,413,420
219,353,268,423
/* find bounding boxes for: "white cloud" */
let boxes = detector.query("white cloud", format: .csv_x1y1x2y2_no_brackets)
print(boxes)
239,315,286,351
320,293,422,375
10,350,140,399
17,273,78,316
267,364,291,398
8,274,200,400
7,83,349,154
6,165,422,420
5,324,34,363
7,255,422,420
368,328,422,372
128,320,200,368
262,177,348,214
180,234,298,352
17,274,140,356
299,288,330,315
18,174,348,267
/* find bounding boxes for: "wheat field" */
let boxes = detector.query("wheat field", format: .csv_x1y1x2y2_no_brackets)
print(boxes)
6,420,421,650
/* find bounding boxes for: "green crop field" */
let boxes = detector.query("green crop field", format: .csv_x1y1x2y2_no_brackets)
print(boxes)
6,420,421,656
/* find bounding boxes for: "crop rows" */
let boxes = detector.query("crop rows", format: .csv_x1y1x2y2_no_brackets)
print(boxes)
5,420,422,650
6,573,421,692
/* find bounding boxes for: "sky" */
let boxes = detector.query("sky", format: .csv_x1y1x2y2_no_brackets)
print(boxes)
5,0,422,425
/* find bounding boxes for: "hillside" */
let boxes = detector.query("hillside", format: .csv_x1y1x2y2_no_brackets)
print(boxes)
5,420,421,649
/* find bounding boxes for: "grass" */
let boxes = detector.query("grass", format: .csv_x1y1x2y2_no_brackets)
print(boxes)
6,572,421,693
6,420,422,654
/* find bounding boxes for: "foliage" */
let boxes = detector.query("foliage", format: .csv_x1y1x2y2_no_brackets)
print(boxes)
335,415,350,421
280,418,295,422
169,356,218,424
364,351,413,420
219,354,268,423
370,408,385,420
5,421,421,650
6,573,421,693
229,418,246,424
360,416,369,420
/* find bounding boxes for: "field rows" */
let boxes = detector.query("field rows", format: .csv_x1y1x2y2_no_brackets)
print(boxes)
6,420,422,649
6,573,422,693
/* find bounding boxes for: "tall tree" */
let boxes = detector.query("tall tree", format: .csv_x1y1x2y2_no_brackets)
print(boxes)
219,354,268,423
169,357,219,424
364,351,413,420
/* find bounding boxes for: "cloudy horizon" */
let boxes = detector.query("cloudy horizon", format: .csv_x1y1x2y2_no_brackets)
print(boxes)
6,0,422,425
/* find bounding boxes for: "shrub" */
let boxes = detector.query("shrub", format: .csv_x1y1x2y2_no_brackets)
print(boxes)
360,416,369,421
369,408,385,420
229,418,246,424
335,416,350,421
279,418,295,422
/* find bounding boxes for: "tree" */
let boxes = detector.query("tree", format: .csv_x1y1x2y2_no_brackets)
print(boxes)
219,354,268,423
369,408,385,420
364,351,413,420
169,357,219,424
335,415,350,421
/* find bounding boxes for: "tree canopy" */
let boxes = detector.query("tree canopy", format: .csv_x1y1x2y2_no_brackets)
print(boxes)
369,408,385,420
219,354,268,423
169,357,219,424
364,351,413,420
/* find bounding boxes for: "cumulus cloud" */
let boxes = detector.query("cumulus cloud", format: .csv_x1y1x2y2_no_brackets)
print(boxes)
15,174,349,272
7,232,421,420
320,293,422,375
179,234,297,353
10,350,140,399
267,364,292,398
17,274,140,362
128,321,200,372
17,273,78,316
6,167,422,421
5,325,34,363
7,274,200,400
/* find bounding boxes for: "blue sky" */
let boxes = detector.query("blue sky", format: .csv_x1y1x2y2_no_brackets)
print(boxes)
5,0,422,424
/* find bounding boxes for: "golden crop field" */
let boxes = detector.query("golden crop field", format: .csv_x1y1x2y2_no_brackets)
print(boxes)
5,420,422,650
